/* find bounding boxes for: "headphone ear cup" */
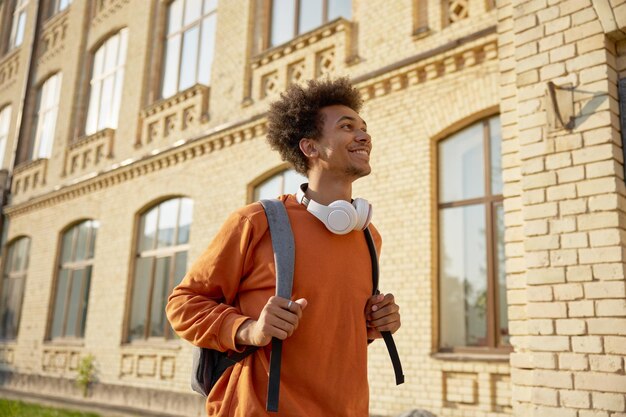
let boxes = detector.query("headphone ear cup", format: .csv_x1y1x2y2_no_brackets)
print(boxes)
353,198,372,230
327,200,358,234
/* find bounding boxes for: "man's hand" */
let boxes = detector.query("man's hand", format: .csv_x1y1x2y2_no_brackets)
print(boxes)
365,293,401,340
235,296,308,347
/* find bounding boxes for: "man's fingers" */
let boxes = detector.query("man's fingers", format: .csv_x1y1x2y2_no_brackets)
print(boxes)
369,303,400,321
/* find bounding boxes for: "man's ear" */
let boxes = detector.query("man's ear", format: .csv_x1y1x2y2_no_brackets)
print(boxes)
299,138,318,158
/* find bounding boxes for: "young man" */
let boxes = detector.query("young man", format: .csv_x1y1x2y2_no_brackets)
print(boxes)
166,77,401,416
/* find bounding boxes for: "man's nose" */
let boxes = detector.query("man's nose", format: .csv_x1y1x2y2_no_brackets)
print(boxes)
356,130,371,142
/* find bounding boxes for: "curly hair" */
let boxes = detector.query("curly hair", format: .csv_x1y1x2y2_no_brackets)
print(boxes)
266,77,363,175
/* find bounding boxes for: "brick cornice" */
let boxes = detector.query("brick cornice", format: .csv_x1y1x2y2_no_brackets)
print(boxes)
5,26,499,218
4,115,267,218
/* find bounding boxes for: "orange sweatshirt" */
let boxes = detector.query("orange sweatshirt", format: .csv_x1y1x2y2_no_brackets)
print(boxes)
166,194,382,417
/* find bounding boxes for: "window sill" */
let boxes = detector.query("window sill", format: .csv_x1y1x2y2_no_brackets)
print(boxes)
121,339,182,352
431,351,510,362
43,338,85,348
251,17,353,69
412,26,432,40
0,340,17,346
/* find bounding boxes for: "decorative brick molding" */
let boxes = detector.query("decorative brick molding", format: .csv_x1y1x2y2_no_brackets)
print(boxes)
357,36,498,101
64,128,115,177
12,158,48,199
4,117,266,218
119,353,176,381
138,84,210,148
92,0,131,26
0,50,20,90
0,345,15,366
247,18,357,103
42,347,82,374
39,10,69,65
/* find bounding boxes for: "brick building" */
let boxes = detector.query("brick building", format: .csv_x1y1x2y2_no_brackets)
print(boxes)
0,0,624,416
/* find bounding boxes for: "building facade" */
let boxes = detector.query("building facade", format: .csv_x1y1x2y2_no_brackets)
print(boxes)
0,0,624,416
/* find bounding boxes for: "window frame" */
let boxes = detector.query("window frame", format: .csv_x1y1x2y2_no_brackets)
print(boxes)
7,0,28,51
0,236,31,341
126,197,192,342
263,0,352,49
248,164,307,203
160,0,218,99
85,28,129,136
48,220,98,341
434,114,510,354
31,72,62,160
45,0,72,20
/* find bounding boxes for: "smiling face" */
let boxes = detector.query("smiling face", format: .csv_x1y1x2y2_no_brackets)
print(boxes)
300,104,372,182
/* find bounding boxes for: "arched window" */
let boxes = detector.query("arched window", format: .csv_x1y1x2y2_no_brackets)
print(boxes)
32,73,62,159
161,0,217,98
0,237,30,340
49,220,99,339
129,197,193,340
437,115,507,351
253,168,307,201
85,29,128,136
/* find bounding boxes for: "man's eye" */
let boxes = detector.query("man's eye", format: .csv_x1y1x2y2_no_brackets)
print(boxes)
342,124,352,130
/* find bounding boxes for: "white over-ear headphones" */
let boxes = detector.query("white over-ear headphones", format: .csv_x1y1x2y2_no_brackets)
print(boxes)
296,183,373,235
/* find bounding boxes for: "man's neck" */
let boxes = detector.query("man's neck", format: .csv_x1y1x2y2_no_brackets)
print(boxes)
305,172,353,205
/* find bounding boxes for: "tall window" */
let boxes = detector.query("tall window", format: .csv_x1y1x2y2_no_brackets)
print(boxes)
0,237,30,340
8,0,28,50
438,115,507,351
0,106,11,168
129,198,193,340
49,220,98,340
85,29,128,136
253,168,307,201
32,73,62,159
46,0,72,19
270,0,351,47
161,0,217,98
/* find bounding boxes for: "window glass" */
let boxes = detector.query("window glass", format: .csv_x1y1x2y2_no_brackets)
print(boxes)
0,237,30,340
270,0,295,47
299,2,323,34
50,221,98,340
129,257,152,340
254,169,307,201
149,257,171,337
0,106,12,168
33,73,62,159
270,0,352,47
139,207,158,252
439,204,487,348
439,123,484,203
328,0,351,20
489,116,503,195
86,30,128,135
10,1,29,50
130,198,193,340
162,0,218,98
495,203,508,346
179,26,200,91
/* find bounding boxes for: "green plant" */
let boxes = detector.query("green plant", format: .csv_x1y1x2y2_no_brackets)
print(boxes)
75,354,96,397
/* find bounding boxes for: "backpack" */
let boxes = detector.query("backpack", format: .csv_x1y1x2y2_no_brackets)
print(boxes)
190,199,404,412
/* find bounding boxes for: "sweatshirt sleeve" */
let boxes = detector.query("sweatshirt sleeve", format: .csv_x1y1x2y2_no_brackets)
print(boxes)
166,211,255,352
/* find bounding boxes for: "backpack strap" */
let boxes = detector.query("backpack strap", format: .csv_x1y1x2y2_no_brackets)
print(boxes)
259,199,295,413
364,227,405,386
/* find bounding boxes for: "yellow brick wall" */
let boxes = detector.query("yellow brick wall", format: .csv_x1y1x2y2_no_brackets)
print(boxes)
0,0,624,416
